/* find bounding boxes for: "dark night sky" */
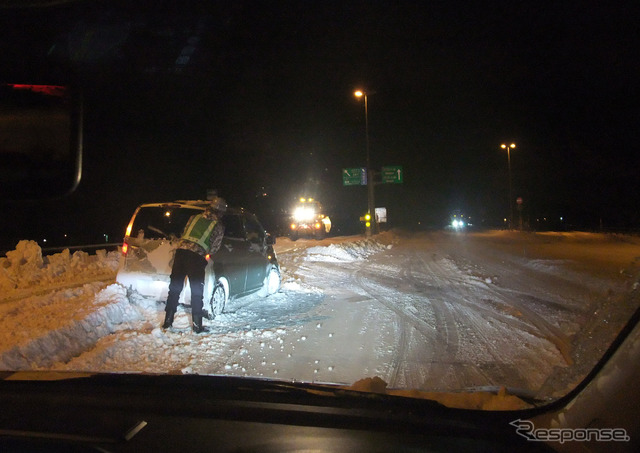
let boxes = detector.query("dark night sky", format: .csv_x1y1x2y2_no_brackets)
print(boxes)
1,0,639,249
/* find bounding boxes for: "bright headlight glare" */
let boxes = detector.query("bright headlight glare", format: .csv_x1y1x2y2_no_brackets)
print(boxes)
293,206,315,221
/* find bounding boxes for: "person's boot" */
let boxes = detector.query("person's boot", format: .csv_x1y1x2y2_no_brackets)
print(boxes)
192,314,209,334
162,310,175,329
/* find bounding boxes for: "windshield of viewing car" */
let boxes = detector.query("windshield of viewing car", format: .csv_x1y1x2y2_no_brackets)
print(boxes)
0,0,639,413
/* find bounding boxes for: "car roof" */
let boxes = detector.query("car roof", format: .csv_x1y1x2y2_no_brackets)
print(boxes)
136,201,248,216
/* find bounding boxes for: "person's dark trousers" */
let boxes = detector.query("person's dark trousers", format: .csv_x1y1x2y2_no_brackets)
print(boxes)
165,248,207,317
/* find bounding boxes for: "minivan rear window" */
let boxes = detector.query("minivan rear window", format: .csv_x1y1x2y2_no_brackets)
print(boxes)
130,206,201,240
221,214,244,239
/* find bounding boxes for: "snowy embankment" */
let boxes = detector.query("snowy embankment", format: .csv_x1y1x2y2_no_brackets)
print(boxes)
0,240,120,297
0,240,135,369
0,237,390,374
304,238,390,262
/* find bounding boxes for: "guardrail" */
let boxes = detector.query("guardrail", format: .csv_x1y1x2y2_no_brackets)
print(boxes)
40,243,123,256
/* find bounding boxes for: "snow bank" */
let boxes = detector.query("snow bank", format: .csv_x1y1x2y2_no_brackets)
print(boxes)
0,284,142,370
0,240,120,296
0,241,131,370
305,238,389,262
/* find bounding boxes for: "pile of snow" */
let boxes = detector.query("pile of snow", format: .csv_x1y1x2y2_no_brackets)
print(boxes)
305,238,390,263
0,284,142,370
0,240,120,296
0,241,130,370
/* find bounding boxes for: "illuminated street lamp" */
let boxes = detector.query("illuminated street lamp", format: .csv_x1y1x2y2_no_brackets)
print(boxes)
501,143,516,229
354,89,376,236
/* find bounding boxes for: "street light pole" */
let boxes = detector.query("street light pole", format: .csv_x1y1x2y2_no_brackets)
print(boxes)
501,143,516,229
355,90,376,237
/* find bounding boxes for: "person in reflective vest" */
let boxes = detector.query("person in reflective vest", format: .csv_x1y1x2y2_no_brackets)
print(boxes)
162,197,226,333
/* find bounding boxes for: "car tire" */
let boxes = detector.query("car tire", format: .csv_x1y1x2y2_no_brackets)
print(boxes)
259,265,281,297
209,282,226,317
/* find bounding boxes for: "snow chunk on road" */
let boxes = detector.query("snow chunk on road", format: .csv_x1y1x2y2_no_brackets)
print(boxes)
305,238,388,262
0,240,44,291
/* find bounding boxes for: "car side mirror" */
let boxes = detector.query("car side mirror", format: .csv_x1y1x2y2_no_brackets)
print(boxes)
0,83,82,200
266,233,276,245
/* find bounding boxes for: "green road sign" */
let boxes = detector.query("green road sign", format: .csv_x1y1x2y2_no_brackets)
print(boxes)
382,165,403,183
343,167,367,186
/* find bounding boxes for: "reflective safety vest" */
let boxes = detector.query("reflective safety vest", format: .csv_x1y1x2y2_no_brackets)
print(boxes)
181,214,218,251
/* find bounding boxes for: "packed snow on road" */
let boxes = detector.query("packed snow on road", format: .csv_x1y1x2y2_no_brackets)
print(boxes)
1,230,639,409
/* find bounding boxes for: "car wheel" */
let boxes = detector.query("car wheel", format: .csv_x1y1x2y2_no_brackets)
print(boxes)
259,265,281,297
209,282,226,316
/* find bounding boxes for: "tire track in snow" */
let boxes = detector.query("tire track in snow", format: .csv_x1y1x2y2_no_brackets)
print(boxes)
399,255,462,389
481,284,575,366
440,245,577,366
412,251,561,389
405,251,503,390
351,256,460,390
351,266,418,389
441,238,613,366
352,244,559,391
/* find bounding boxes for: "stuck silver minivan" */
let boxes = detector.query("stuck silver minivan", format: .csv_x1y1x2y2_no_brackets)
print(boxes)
116,200,281,318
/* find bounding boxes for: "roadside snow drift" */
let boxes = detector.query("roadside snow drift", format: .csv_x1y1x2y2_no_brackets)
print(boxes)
0,241,130,369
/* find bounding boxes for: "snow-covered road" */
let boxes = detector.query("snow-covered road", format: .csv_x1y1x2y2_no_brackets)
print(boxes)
1,231,639,403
